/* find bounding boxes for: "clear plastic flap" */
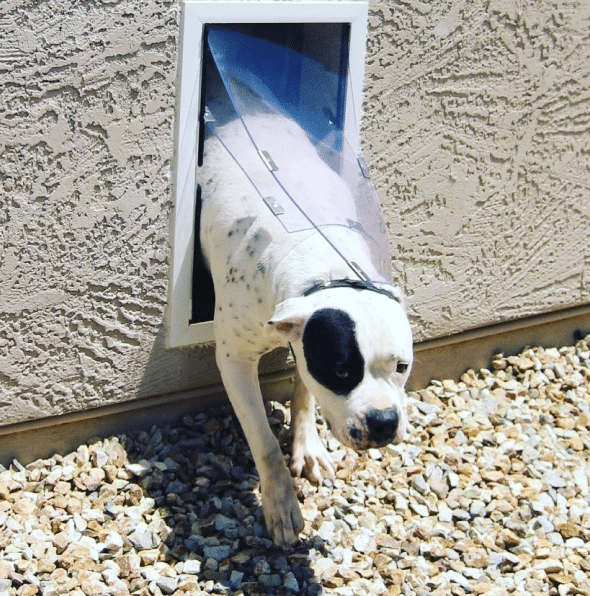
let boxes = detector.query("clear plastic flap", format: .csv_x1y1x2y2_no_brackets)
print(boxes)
205,27,391,283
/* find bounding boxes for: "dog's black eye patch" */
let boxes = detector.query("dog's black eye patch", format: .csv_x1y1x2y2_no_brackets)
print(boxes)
302,308,364,395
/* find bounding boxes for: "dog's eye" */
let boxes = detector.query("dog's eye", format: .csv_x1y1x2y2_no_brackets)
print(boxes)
335,365,349,379
396,362,409,374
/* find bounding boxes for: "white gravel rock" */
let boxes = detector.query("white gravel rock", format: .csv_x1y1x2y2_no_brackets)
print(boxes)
0,336,589,595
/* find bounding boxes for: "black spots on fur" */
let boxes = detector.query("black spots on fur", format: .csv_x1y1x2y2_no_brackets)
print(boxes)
246,232,266,258
256,263,266,277
225,267,244,284
228,216,256,239
245,229,272,261
243,232,262,248
303,308,364,396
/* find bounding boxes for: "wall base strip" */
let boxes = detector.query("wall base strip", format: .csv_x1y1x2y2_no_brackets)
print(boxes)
0,372,295,468
410,303,590,387
1,304,589,467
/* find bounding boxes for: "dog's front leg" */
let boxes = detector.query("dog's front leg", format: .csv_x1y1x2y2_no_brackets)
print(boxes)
216,352,304,547
290,373,335,484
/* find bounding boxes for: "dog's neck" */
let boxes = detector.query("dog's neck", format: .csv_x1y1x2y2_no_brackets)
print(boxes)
302,278,400,302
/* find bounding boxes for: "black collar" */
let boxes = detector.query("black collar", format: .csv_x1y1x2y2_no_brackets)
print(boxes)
303,278,399,302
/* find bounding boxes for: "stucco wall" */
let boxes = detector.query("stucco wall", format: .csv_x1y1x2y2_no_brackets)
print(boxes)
1,0,589,427
0,0,200,425
364,0,590,341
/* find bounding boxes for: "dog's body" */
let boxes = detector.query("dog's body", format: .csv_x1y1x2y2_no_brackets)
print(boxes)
200,113,413,547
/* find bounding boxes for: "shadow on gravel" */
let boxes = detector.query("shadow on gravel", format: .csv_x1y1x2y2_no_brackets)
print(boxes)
124,404,325,595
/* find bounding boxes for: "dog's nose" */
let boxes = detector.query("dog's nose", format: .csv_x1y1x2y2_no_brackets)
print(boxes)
365,408,399,446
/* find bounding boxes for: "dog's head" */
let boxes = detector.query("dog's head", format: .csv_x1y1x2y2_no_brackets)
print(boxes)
266,287,413,450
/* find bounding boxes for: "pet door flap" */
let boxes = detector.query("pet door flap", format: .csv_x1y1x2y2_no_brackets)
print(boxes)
205,26,392,283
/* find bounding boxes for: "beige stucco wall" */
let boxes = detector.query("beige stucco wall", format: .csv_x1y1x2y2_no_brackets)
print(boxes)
1,0,589,427
364,0,590,340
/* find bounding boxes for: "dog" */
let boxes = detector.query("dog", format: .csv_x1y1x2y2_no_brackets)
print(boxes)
199,112,413,547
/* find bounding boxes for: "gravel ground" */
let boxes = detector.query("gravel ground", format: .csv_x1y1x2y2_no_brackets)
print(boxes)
1,335,590,596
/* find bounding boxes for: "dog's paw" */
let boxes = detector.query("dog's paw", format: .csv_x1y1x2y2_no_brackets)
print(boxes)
290,433,336,485
261,473,304,548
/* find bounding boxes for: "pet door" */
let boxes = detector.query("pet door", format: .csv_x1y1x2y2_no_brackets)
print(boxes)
169,1,379,348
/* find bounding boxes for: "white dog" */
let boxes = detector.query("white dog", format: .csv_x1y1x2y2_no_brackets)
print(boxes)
199,112,413,547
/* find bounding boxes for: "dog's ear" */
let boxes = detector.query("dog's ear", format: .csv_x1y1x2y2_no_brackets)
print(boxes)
265,297,314,342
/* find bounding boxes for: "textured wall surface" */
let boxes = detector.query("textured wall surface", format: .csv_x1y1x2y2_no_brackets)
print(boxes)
0,0,206,425
1,0,589,426
364,0,590,341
